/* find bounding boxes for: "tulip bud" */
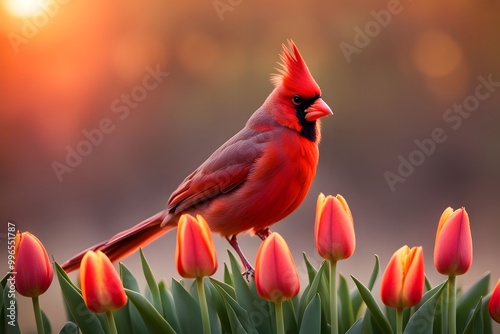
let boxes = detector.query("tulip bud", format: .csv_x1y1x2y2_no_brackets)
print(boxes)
14,231,53,297
434,207,473,276
489,278,500,323
175,214,218,279
255,232,300,303
314,193,356,263
80,250,127,313
380,245,425,310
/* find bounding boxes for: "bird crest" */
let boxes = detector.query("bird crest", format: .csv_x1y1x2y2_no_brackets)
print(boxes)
271,40,321,96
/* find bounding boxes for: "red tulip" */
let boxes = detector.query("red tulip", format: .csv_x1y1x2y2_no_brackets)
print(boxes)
489,278,500,323
175,214,218,278
314,193,355,263
80,250,127,313
255,232,300,303
14,231,53,297
434,207,472,276
381,245,425,310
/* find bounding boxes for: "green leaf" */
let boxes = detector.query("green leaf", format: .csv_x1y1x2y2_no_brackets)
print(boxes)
298,260,329,333
171,278,202,334
227,250,272,332
404,281,446,334
210,277,256,333
481,294,493,334
351,275,392,334
139,249,162,313
119,263,148,334
224,262,234,288
58,322,79,334
352,255,379,318
158,280,182,333
303,252,318,285
42,310,52,334
345,316,364,334
207,278,232,333
457,272,490,333
283,299,298,334
2,278,21,334
299,294,321,334
224,297,250,334
125,288,176,334
55,263,106,334
339,273,354,333
462,297,483,334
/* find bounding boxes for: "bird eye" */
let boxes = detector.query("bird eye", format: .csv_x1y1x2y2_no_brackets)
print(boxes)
292,95,303,105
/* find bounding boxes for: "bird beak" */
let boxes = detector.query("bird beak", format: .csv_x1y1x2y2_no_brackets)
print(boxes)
305,98,333,121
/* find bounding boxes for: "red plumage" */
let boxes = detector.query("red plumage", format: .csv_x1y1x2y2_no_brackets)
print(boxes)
62,40,332,273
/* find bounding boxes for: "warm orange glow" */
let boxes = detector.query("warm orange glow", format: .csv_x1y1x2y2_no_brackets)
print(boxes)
4,0,47,17
412,30,463,78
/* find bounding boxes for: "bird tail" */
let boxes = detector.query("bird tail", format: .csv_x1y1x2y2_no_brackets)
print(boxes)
61,211,175,272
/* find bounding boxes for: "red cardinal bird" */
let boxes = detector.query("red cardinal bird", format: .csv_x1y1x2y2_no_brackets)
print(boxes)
62,40,332,274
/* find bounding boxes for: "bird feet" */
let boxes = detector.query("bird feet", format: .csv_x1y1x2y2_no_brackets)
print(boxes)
242,268,255,282
255,227,271,240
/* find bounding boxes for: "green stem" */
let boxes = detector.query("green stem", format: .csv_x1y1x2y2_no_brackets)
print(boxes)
275,301,284,334
330,260,338,334
105,311,118,334
196,277,211,334
448,275,457,334
32,296,45,334
396,308,404,334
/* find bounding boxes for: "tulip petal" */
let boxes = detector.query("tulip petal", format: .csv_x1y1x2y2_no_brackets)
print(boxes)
255,233,300,302
80,250,127,313
14,231,53,297
489,279,500,323
434,208,473,276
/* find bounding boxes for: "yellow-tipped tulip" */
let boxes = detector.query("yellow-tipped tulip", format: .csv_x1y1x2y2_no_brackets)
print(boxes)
380,245,425,310
175,214,218,279
255,232,300,303
80,250,127,313
14,231,53,297
314,193,355,263
434,207,472,276
489,278,500,323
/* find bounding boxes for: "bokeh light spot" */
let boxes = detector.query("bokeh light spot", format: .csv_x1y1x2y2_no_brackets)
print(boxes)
4,0,47,17
412,30,463,78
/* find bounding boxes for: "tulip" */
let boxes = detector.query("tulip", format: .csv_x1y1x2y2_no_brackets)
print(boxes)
14,231,53,297
489,278,500,323
434,207,472,334
176,214,217,334
314,193,355,334
80,250,127,313
255,232,300,302
314,193,355,263
434,207,472,276
381,245,425,309
255,232,299,334
14,231,53,334
381,245,424,334
175,214,218,279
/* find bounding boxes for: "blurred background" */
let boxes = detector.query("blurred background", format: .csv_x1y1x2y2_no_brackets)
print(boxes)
1,0,500,332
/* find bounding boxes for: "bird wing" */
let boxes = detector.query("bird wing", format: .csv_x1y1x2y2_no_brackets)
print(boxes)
167,127,271,214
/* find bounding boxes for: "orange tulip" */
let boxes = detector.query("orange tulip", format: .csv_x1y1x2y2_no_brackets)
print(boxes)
434,207,472,276
14,231,53,297
255,232,300,303
380,245,425,310
314,193,355,263
80,250,127,313
175,214,218,278
489,278,500,323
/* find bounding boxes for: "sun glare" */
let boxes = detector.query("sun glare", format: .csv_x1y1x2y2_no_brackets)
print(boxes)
4,0,47,17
